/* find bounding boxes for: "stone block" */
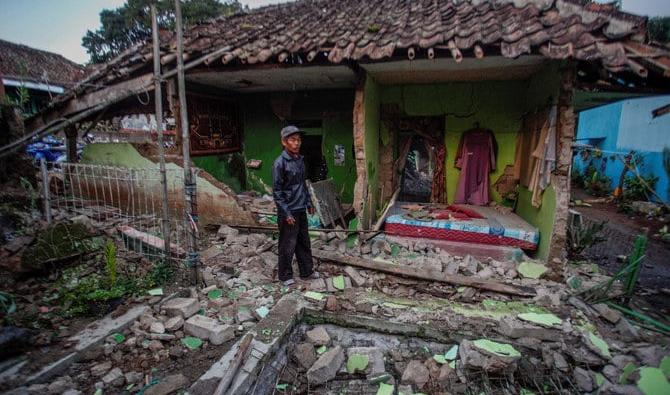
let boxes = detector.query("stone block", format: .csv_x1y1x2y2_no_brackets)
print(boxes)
162,298,199,319
185,315,235,345
307,346,345,385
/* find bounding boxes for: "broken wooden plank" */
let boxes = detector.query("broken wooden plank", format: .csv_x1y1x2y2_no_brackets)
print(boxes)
117,225,185,257
62,74,154,117
312,250,536,297
213,332,253,395
372,187,399,232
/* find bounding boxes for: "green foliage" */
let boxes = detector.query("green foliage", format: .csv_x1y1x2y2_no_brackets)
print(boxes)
649,16,670,43
583,165,611,197
567,220,607,260
147,259,173,287
0,292,17,316
19,177,39,212
104,240,118,288
83,0,244,64
623,174,658,202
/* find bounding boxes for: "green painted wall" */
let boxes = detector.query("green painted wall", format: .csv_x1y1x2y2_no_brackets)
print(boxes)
223,90,357,202
379,80,525,204
516,62,562,259
515,185,556,259
192,153,246,193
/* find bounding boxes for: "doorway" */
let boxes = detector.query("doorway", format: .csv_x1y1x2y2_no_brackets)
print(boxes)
400,135,434,202
300,135,327,182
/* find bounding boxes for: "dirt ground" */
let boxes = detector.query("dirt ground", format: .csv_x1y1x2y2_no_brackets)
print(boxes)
571,188,670,289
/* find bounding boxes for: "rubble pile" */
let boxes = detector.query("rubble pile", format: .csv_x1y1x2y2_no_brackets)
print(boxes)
2,222,669,394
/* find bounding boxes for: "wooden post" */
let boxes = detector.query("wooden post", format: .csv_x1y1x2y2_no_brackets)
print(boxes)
40,157,52,224
65,126,78,163
151,5,172,265
352,78,367,217
174,0,200,285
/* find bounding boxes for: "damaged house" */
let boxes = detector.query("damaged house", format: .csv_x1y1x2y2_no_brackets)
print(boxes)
20,0,670,270
5,1,670,394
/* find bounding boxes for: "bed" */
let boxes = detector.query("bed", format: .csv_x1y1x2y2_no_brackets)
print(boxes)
383,202,539,250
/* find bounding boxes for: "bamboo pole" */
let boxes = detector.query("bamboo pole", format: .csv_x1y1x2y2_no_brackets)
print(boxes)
151,5,172,266
174,0,199,285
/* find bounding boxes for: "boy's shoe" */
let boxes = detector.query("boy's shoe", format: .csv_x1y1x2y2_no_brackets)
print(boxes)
283,278,295,286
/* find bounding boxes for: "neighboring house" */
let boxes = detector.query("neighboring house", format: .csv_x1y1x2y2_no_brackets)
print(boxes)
574,95,670,203
25,0,670,263
0,39,85,115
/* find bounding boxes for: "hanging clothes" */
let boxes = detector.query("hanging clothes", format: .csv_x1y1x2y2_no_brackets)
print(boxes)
528,105,558,207
454,128,497,206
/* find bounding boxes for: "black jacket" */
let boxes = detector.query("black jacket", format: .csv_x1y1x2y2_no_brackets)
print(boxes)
272,150,312,218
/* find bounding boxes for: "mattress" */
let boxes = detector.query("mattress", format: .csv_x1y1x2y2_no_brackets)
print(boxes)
384,202,539,250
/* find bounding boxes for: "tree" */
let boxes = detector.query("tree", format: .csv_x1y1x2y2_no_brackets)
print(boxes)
648,16,670,44
82,0,244,64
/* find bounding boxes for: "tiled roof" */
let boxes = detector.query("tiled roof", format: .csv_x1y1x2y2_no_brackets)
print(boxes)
0,39,85,86
55,0,670,106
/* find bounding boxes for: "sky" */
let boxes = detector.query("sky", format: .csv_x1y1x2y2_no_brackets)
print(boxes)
0,0,669,65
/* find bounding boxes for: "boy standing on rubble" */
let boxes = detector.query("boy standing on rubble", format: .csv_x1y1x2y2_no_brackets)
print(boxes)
272,125,320,286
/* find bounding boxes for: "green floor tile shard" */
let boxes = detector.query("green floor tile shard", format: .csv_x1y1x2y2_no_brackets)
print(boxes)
111,333,125,344
147,288,163,296
518,312,562,327
207,288,223,300
517,261,549,279
304,291,325,301
316,345,327,355
638,367,670,395
660,356,670,378
445,345,459,360
448,360,456,369
472,339,521,358
255,306,270,319
587,332,612,359
332,275,345,290
433,354,447,364
595,372,605,387
181,336,202,350
620,362,637,384
376,382,394,395
347,354,369,373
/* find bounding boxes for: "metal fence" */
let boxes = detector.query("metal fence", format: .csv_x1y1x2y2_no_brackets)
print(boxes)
42,161,194,266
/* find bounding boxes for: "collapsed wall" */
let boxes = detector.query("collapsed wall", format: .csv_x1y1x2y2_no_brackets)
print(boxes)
79,143,257,227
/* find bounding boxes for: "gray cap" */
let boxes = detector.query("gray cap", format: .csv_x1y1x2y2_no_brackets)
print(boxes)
280,125,303,139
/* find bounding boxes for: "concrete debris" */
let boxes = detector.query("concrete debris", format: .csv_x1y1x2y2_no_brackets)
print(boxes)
184,315,235,345
306,326,331,346
460,339,520,373
162,298,199,319
150,322,165,334
400,360,430,388
293,342,317,371
573,367,594,392
307,345,345,385
164,316,184,332
592,303,622,324
101,367,124,387
90,361,112,377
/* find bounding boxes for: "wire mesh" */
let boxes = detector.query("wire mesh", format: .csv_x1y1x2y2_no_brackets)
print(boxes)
45,162,192,267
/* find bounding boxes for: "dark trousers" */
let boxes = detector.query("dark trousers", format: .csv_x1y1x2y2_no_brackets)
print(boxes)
277,211,313,281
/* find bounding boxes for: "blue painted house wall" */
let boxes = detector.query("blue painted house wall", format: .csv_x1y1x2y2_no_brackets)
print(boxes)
573,95,670,203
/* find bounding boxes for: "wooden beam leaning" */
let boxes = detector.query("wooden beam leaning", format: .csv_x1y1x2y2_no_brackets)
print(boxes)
312,249,536,297
61,74,155,117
